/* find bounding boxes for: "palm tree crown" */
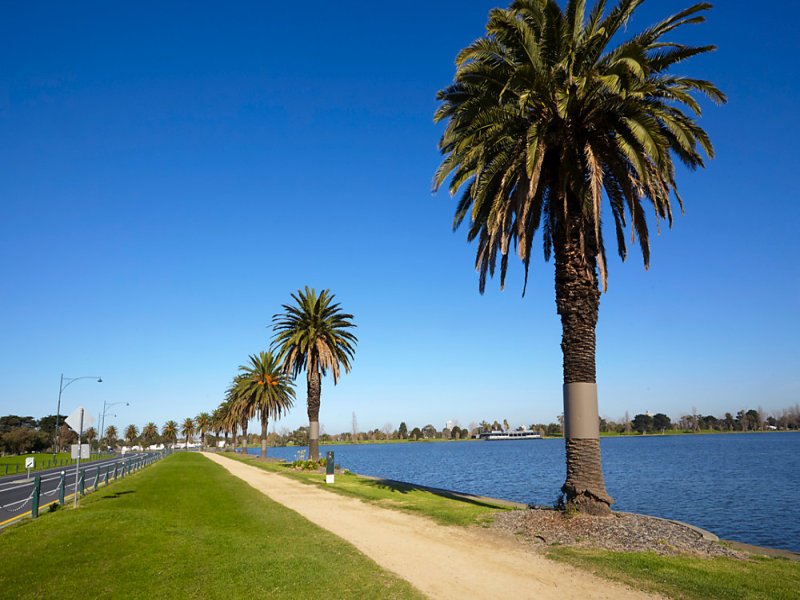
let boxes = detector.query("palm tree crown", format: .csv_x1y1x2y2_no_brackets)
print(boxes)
434,0,725,293
272,287,357,384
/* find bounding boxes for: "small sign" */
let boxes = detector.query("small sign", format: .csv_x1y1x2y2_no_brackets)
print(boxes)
65,406,94,433
25,457,34,469
71,444,90,459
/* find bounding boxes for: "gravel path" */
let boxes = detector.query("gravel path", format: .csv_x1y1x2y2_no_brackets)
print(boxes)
202,453,660,600
492,508,745,557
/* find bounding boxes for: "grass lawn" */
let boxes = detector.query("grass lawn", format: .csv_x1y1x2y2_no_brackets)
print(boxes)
0,452,112,476
222,452,510,527
0,452,422,599
548,547,800,600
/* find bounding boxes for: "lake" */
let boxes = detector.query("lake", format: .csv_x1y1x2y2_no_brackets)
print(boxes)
247,432,800,552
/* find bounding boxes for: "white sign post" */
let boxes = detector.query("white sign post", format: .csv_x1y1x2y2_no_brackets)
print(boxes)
25,456,34,479
65,406,94,507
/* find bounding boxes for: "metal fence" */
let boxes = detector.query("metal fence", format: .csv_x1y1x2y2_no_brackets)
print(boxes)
0,450,170,527
0,453,116,477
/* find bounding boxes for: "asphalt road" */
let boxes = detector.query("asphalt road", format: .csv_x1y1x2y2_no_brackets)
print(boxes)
0,453,148,526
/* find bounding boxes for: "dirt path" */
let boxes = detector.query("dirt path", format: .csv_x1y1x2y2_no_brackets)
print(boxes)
202,453,658,600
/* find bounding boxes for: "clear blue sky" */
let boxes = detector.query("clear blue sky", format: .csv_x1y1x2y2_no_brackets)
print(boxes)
1,1,798,434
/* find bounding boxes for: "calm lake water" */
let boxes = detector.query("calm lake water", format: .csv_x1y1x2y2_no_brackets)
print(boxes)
248,432,800,552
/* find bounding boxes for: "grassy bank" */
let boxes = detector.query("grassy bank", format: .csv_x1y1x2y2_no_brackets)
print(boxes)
0,452,113,476
222,452,509,526
0,453,422,599
548,547,800,600
222,452,800,600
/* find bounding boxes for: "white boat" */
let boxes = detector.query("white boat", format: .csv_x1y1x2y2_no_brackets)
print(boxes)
479,430,541,440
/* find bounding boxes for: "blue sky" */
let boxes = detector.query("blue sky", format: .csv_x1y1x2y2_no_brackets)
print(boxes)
1,1,798,434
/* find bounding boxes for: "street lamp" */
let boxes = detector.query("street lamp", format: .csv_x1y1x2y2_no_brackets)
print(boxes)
54,374,102,456
99,400,129,454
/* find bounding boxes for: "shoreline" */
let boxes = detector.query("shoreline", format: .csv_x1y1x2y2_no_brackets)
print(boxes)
234,449,800,560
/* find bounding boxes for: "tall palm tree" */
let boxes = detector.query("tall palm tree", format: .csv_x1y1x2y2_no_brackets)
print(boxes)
237,351,295,459
124,424,139,449
272,287,357,460
141,422,158,450
181,417,195,449
224,374,248,453
211,406,226,449
104,425,118,452
434,0,724,514
195,412,211,450
162,420,178,448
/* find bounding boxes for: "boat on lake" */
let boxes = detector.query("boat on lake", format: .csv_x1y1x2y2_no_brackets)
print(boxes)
479,430,542,441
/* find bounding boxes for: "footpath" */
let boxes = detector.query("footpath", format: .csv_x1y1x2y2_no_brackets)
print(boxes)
202,452,659,600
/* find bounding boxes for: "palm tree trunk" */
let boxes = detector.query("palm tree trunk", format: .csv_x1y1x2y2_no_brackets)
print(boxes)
260,416,268,459
555,226,613,515
307,368,321,460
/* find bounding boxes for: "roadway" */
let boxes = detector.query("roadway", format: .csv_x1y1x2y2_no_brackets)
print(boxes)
0,453,147,527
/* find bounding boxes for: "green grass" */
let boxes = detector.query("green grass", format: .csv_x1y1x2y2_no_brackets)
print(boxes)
222,452,510,527
548,547,800,600
0,452,113,476
0,453,423,599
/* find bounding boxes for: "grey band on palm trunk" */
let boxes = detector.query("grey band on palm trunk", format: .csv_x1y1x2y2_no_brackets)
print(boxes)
309,421,319,439
563,383,599,439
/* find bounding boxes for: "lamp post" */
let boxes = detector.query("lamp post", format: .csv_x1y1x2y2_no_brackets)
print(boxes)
54,374,102,456
99,400,129,454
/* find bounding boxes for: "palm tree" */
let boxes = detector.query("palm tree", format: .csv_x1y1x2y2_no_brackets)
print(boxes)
104,425,118,452
434,0,724,514
181,418,195,449
141,422,158,450
195,412,211,450
272,287,357,460
237,351,295,459
211,406,225,449
124,424,139,449
84,426,97,451
223,374,248,453
162,420,178,448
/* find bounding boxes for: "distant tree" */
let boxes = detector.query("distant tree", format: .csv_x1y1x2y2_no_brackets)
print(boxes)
1,428,48,454
36,414,64,439
546,423,562,437
652,414,671,433
724,413,735,431
59,424,77,450
181,418,195,448
409,427,422,441
398,422,408,439
421,424,437,439
0,415,37,433
161,421,178,448
451,426,462,439
195,412,212,450
632,414,653,434
124,424,139,448
503,419,509,432
441,427,452,439
84,426,97,449
104,425,118,451
746,409,761,431
382,423,394,441
141,422,158,449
